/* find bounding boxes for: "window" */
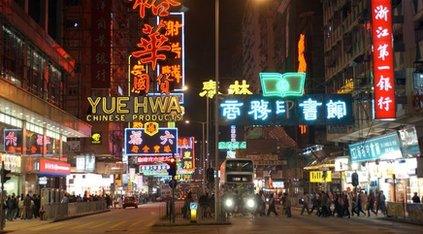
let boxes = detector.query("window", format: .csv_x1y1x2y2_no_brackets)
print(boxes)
65,0,80,6
65,19,81,29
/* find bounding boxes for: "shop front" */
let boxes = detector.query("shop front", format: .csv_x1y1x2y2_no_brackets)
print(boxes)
37,158,71,191
66,173,113,196
348,130,422,202
0,153,22,195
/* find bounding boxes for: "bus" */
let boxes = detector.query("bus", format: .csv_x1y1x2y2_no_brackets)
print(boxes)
219,159,256,213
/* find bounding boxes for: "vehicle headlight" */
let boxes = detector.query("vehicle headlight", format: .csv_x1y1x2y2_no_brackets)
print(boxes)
246,198,255,209
224,198,234,209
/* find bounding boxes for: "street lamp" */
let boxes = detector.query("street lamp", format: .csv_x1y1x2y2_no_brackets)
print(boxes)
184,120,207,193
213,0,268,223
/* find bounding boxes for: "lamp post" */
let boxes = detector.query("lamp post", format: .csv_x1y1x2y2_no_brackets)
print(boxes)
185,120,207,193
213,0,268,223
214,0,220,223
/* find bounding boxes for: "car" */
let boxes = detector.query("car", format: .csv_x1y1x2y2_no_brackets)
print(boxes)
123,196,138,209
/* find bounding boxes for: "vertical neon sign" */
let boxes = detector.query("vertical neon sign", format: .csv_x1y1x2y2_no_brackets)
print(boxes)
371,0,396,119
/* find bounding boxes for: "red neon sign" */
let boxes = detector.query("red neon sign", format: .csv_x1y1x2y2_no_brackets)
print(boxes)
371,0,396,119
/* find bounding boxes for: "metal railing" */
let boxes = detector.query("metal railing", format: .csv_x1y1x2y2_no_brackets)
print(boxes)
44,201,108,221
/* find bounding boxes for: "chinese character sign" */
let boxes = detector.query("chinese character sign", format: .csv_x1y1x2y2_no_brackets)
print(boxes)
132,0,181,18
3,129,23,154
124,128,178,156
372,0,396,119
129,59,150,95
178,137,195,173
157,12,185,94
349,132,402,162
219,95,353,126
91,0,111,88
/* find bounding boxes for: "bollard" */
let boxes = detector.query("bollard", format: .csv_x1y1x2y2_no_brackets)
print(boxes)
190,202,198,223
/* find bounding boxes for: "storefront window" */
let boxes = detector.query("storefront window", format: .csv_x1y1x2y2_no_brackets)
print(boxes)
47,65,63,107
1,26,24,86
27,48,45,98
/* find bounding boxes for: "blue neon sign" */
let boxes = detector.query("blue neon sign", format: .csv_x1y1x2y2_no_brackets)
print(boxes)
219,94,353,126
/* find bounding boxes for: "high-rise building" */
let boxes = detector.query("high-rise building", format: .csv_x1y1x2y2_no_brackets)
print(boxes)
322,0,413,143
0,0,90,195
62,1,131,160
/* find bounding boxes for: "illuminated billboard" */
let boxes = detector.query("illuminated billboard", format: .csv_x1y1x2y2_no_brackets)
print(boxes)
124,128,178,156
218,94,353,126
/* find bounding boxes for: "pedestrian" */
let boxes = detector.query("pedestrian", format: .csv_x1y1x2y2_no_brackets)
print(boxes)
61,194,69,204
19,195,25,219
343,193,350,218
300,192,310,215
266,193,278,216
6,195,14,221
367,191,376,217
199,192,208,219
378,191,386,215
309,192,319,215
412,192,420,203
283,193,292,217
33,194,40,218
24,194,32,219
360,191,368,216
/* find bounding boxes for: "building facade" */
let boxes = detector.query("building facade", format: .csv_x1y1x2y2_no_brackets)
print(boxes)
0,0,90,195
322,0,423,202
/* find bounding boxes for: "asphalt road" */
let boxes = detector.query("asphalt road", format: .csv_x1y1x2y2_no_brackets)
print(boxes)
4,203,423,234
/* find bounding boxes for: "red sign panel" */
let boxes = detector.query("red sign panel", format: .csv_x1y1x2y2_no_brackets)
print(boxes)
39,158,71,176
91,0,111,88
157,12,185,94
371,0,396,119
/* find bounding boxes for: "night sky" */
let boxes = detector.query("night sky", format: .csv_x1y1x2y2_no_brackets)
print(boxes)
182,0,245,137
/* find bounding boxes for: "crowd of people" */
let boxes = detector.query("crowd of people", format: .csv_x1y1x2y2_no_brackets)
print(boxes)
299,189,387,218
3,194,41,221
255,191,292,218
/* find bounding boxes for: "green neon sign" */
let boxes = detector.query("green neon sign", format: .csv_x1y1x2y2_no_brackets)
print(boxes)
259,72,306,97
218,141,247,150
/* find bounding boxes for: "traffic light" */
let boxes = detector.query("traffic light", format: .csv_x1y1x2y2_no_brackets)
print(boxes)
167,158,177,178
1,168,11,184
351,172,359,187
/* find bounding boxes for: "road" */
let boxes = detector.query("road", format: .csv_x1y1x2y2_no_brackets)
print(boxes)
4,203,422,234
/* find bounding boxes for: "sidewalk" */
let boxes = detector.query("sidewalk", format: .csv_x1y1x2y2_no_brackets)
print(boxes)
3,219,52,232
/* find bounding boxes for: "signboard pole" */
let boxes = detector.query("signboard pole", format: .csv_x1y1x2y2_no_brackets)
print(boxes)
171,178,175,224
1,161,5,231
214,0,221,223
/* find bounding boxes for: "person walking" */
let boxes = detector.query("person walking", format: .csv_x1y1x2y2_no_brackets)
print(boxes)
266,193,278,216
283,193,292,218
6,196,14,221
367,191,376,217
343,193,350,218
412,192,420,203
33,194,40,219
378,191,386,215
18,195,25,219
359,191,367,216
300,192,310,215
24,194,33,219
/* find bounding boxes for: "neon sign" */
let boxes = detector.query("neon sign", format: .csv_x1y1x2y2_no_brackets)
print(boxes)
228,80,253,95
260,72,306,97
298,34,307,73
157,12,185,94
218,141,247,150
219,94,353,126
124,128,178,156
132,0,181,18
178,137,195,173
371,0,396,119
